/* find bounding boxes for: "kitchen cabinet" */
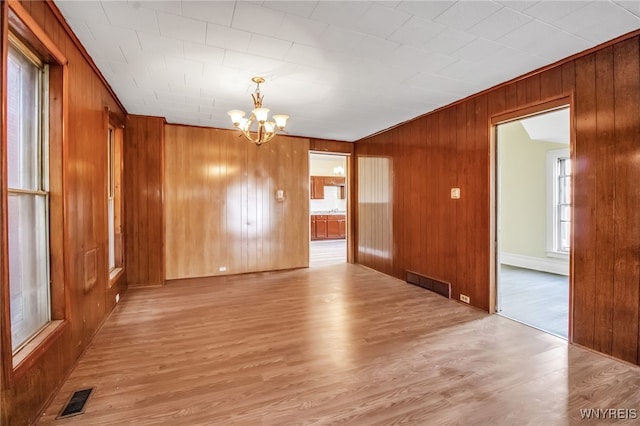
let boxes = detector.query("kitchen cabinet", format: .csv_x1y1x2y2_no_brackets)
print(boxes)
310,214,345,240
323,176,346,186
327,217,341,238
310,176,324,199
310,176,346,199
316,215,328,239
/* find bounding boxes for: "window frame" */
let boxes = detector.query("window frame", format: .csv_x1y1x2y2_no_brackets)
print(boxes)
106,113,124,285
7,34,52,354
546,148,571,259
1,0,69,384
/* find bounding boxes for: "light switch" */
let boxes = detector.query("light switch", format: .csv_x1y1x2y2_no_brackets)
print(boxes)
451,188,461,199
275,189,285,202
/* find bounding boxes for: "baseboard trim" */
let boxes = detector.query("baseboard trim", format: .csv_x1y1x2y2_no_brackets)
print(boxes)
500,252,569,276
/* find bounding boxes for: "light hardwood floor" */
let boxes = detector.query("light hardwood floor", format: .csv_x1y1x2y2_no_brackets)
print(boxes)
309,239,346,268
499,265,569,339
39,264,640,425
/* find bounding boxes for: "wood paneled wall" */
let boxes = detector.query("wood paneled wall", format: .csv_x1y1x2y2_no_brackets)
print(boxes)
164,125,310,279
310,138,355,154
355,33,640,365
1,1,126,425
124,115,165,287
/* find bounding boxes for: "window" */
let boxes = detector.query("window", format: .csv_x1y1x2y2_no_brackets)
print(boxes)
7,37,50,353
108,126,116,270
107,121,124,280
546,149,571,257
556,157,571,252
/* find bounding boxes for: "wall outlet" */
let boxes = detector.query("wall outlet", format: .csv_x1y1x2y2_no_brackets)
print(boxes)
460,294,470,303
219,266,227,272
115,293,120,303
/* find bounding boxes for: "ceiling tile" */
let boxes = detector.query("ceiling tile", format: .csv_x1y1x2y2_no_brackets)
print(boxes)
553,2,640,43
275,14,329,48
450,38,509,62
133,0,182,15
157,12,207,44
164,57,204,80
247,34,293,61
522,1,590,22
55,1,111,24
395,1,454,20
316,26,366,55
102,1,160,33
284,43,329,69
354,4,411,38
261,1,320,18
81,38,126,63
223,50,288,76
63,17,96,46
388,45,458,74
231,2,286,37
434,1,503,30
421,28,477,55
388,16,447,48
181,1,234,26
183,42,225,64
137,31,184,55
88,22,138,48
615,1,640,17
405,72,480,97
310,1,372,29
468,7,533,40
205,23,251,52
497,20,592,60
497,1,539,12
353,36,400,61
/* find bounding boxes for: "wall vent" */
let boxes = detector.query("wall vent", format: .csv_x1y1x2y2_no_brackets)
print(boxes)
406,270,451,299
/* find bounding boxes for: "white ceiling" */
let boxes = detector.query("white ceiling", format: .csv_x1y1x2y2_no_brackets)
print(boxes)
520,107,569,144
53,1,640,141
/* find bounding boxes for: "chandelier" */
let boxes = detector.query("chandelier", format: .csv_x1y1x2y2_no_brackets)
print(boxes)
227,77,289,146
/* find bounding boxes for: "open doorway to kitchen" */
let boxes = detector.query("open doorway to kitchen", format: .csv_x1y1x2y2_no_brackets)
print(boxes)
309,153,348,267
495,106,571,339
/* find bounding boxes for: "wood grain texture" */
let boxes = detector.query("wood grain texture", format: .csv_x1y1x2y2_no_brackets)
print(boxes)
39,264,640,425
123,115,165,287
355,34,640,365
309,138,354,154
611,37,640,364
1,1,126,425
164,125,309,280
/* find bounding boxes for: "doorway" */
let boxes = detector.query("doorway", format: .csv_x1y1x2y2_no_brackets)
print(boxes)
309,153,348,267
495,106,571,339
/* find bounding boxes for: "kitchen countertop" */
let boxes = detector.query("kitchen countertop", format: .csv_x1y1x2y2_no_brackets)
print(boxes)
311,211,346,215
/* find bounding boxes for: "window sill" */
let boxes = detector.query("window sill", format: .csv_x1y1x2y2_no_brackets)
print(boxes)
13,320,68,379
109,267,124,287
546,251,569,260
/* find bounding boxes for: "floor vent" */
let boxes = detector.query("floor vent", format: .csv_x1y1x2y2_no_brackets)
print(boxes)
57,387,94,419
406,271,451,299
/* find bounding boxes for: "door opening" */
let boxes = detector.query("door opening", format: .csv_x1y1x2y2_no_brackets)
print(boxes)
495,106,571,339
309,152,348,267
